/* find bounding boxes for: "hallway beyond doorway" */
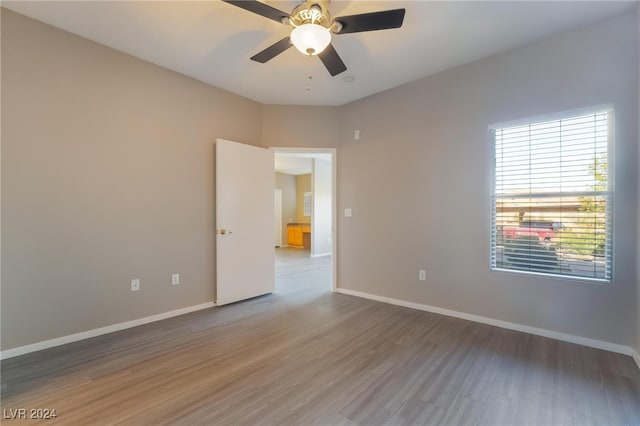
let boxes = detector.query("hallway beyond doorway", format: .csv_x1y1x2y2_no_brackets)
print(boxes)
275,248,331,296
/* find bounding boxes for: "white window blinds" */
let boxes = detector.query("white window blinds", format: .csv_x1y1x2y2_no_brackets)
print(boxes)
490,111,612,282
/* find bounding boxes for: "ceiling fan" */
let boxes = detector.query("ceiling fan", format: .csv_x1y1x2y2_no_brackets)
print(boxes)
222,0,406,76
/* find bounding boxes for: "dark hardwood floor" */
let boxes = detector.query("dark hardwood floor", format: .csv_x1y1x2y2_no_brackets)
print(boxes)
1,248,638,425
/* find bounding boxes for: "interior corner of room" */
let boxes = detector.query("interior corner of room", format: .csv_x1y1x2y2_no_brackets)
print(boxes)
1,1,639,361
0,2,639,423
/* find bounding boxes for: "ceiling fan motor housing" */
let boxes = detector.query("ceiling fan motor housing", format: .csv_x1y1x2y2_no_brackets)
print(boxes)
289,1,331,28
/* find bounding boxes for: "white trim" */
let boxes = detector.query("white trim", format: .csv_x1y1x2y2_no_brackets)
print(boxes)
489,104,614,129
632,349,640,371
335,288,636,359
490,110,614,284
270,147,337,293
310,252,331,258
0,302,215,360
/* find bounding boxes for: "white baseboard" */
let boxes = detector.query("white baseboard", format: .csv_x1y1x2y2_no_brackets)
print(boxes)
0,302,215,360
4,291,638,372
310,252,332,258
632,349,640,371
335,288,637,360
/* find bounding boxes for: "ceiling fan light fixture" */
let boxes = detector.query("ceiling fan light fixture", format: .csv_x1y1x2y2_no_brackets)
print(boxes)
290,23,331,56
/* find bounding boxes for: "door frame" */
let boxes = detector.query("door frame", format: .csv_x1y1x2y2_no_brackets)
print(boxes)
271,147,337,293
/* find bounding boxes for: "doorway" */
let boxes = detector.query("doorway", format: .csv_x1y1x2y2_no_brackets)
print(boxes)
272,148,336,294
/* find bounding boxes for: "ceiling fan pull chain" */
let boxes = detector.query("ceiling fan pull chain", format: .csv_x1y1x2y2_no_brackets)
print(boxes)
305,57,313,92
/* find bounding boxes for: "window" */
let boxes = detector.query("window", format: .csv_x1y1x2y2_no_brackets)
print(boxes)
491,110,612,282
303,192,312,217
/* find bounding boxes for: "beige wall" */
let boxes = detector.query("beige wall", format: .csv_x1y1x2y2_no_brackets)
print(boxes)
275,172,296,245
336,11,638,347
295,174,311,223
1,10,262,350
261,106,340,149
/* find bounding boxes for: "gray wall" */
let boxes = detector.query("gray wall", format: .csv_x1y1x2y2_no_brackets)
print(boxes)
259,12,639,348
336,11,638,347
1,10,262,350
2,8,639,352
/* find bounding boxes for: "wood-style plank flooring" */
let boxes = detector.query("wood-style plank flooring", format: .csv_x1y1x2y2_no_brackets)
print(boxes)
2,248,639,425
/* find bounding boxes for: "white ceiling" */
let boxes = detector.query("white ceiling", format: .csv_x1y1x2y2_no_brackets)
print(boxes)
4,1,636,106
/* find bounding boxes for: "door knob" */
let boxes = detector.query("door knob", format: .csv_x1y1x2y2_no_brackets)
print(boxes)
219,229,232,235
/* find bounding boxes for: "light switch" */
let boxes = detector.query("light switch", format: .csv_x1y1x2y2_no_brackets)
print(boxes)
344,208,352,217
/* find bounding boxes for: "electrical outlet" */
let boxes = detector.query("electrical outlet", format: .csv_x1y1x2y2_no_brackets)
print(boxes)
131,279,140,292
172,274,180,285
419,270,426,281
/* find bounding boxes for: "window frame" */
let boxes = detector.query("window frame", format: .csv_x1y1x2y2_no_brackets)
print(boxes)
303,192,312,217
489,107,614,284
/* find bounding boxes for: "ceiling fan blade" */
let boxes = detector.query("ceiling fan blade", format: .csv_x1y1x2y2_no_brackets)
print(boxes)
318,44,347,77
222,0,290,24
333,9,405,34
250,37,293,63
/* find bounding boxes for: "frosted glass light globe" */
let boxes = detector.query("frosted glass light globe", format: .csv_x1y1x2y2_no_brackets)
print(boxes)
290,24,331,56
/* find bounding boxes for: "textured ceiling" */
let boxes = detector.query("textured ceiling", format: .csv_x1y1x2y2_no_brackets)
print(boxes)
3,1,636,106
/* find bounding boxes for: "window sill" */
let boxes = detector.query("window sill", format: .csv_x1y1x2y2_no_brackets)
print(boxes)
490,267,611,286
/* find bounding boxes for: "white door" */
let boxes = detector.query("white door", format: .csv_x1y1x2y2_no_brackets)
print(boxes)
216,139,275,305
